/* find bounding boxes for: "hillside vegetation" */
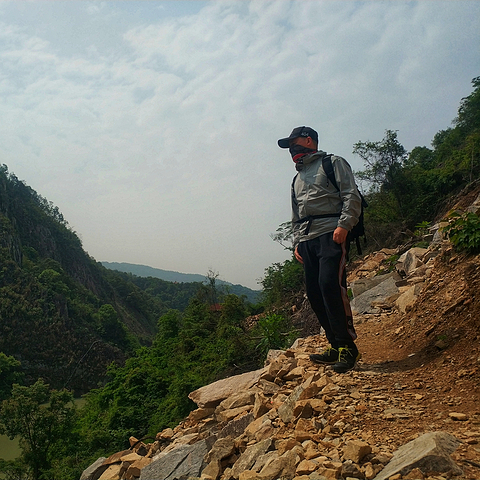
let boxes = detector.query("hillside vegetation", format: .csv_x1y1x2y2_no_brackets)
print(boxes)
0,170,251,394
0,76,478,480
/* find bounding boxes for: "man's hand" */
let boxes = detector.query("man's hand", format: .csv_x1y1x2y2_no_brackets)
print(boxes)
294,246,303,264
333,226,348,244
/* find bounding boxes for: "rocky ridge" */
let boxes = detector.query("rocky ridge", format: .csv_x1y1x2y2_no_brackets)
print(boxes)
80,232,480,480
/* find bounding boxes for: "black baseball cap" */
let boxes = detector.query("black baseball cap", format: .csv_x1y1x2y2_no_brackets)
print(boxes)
278,126,318,148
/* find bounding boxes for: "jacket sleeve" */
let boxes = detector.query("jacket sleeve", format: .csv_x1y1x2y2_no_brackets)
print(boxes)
332,156,362,232
290,174,301,248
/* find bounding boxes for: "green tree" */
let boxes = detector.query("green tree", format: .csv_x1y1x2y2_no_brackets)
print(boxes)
0,380,77,480
353,129,408,193
0,353,23,401
353,130,412,245
260,258,304,307
270,221,295,251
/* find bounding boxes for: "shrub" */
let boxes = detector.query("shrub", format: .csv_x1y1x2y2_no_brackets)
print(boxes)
442,211,480,253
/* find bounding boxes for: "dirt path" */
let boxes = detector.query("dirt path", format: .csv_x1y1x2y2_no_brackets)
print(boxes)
351,311,480,478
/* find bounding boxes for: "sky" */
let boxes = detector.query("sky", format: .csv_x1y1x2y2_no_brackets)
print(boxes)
0,1,478,290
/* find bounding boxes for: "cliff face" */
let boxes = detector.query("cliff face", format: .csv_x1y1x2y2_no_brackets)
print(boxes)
0,167,161,393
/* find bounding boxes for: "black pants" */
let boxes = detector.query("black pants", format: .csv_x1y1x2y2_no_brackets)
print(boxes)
297,233,357,349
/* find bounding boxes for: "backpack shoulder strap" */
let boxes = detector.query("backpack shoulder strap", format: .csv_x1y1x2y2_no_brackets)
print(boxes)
322,154,339,191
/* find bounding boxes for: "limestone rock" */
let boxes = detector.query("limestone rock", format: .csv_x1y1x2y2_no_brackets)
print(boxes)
216,404,252,423
218,412,254,439
80,457,107,480
343,439,372,463
350,272,401,297
139,437,215,480
188,368,265,408
278,375,315,424
351,276,399,314
395,282,424,314
372,432,462,480
124,457,152,479
189,407,216,422
103,450,130,466
230,438,272,479
201,459,222,480
120,452,142,463
98,463,122,480
449,412,468,421
219,391,256,411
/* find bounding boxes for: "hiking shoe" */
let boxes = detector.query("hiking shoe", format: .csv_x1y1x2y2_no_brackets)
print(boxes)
332,346,361,373
310,347,339,365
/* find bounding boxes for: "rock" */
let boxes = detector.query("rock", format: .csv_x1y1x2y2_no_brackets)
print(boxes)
257,455,287,480
395,283,424,314
120,452,142,463
350,272,401,297
265,349,286,364
189,407,216,421
238,470,259,480
231,438,272,479
341,460,365,479
343,440,372,463
188,368,266,408
278,375,315,424
103,450,130,466
403,467,425,479
257,378,281,395
449,412,468,421
316,461,343,479
296,459,319,475
80,457,107,480
124,457,152,479
98,463,122,480
372,432,462,480
204,436,236,463
276,438,300,456
398,248,428,276
253,392,271,418
263,358,285,380
219,391,256,410
201,459,222,480
351,276,399,314
218,412,254,439
156,427,174,440
139,437,215,480
276,358,298,378
284,365,305,380
216,404,252,422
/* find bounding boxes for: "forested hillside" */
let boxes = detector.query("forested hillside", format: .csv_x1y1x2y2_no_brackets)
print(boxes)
355,77,480,250
102,262,261,305
0,170,213,394
0,77,478,480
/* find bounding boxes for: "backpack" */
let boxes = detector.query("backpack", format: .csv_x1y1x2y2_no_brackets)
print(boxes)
322,154,368,256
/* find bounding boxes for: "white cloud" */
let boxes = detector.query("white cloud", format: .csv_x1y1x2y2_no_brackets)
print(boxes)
0,0,478,289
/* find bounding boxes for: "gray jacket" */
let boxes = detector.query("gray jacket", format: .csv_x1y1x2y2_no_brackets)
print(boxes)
291,150,362,247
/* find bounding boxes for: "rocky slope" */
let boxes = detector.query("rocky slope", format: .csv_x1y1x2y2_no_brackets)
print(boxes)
80,233,480,480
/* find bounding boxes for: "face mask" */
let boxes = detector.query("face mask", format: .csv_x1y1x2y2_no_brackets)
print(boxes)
289,143,316,161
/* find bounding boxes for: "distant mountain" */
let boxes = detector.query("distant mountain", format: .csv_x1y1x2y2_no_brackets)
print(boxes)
102,262,261,303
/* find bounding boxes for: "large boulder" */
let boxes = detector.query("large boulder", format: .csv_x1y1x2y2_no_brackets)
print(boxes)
188,368,265,408
351,276,399,314
373,431,462,480
139,437,216,480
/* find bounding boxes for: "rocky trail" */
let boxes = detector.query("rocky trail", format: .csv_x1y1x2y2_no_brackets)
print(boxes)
81,202,480,480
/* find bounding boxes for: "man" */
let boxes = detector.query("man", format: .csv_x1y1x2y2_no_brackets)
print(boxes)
278,126,362,373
